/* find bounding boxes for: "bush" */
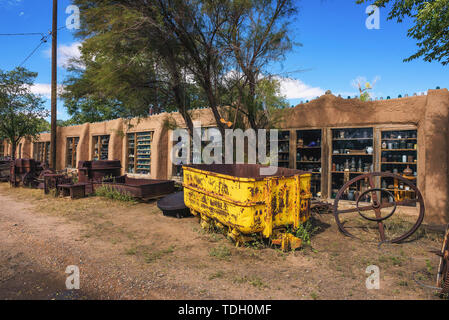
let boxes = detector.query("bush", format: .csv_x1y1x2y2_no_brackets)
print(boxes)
294,219,320,246
95,185,136,203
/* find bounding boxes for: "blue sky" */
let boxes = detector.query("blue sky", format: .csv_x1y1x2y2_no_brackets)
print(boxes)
0,0,447,120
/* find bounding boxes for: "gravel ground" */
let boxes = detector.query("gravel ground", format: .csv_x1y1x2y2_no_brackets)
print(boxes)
0,183,445,300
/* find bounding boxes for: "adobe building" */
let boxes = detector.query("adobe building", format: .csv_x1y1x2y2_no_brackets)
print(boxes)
1,88,448,224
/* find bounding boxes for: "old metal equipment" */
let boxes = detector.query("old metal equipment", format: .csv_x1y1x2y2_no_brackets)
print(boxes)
57,182,89,199
436,224,449,295
78,160,121,183
183,164,312,250
44,173,67,195
157,191,192,218
99,176,175,200
0,159,11,182
333,172,425,243
10,159,45,188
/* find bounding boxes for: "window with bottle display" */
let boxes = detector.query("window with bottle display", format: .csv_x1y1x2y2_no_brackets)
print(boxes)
331,127,374,199
380,129,418,206
296,129,322,197
276,130,290,168
66,137,80,168
33,142,50,164
92,135,110,161
127,132,153,174
171,127,220,178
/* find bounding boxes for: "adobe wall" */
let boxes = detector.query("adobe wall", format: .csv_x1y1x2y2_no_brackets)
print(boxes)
280,89,449,223
6,89,448,223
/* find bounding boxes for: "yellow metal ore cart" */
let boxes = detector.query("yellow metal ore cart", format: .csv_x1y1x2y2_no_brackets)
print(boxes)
183,164,312,251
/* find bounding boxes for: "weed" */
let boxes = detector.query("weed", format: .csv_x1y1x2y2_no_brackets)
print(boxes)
144,246,175,263
379,255,403,266
390,256,403,267
95,185,136,203
398,281,408,287
233,276,248,284
209,271,225,280
243,236,267,250
249,277,268,289
125,247,137,255
310,292,319,300
232,275,268,289
293,219,320,247
209,245,231,260
425,259,433,273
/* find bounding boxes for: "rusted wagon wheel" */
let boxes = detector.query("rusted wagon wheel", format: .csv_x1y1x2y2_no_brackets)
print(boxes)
333,172,425,243
22,171,39,188
437,224,449,295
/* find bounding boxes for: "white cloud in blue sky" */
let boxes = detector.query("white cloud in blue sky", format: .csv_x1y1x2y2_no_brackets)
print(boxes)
278,77,325,100
0,0,23,7
44,42,82,69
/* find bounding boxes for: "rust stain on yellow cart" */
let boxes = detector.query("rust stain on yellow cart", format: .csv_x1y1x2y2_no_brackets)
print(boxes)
183,164,312,250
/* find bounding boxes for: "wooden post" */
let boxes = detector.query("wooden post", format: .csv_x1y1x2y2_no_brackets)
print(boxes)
50,0,58,170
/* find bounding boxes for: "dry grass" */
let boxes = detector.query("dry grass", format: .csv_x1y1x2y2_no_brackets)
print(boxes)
0,182,446,300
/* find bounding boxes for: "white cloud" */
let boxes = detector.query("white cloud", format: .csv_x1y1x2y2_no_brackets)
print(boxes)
29,83,65,98
45,42,83,69
277,77,325,100
0,0,23,6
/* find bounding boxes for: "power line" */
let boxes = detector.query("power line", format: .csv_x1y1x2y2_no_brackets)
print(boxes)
9,25,67,68
18,33,51,68
0,25,66,37
0,32,45,36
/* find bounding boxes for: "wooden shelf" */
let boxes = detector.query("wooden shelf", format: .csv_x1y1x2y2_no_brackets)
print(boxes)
382,149,416,152
297,146,321,149
297,161,321,164
333,138,373,141
381,162,417,165
333,153,372,156
382,138,417,141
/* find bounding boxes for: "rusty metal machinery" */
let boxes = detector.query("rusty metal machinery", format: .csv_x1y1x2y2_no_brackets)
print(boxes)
78,160,121,183
0,159,11,182
333,172,425,244
99,175,175,200
437,224,449,295
9,159,45,188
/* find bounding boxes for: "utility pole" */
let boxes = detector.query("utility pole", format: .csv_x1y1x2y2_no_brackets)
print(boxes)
50,0,58,170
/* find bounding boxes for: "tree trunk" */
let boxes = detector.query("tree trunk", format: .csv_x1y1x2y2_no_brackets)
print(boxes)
10,141,16,161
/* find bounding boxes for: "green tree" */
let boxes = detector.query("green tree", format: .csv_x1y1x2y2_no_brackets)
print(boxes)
0,67,49,160
222,0,297,129
66,0,296,136
357,0,449,65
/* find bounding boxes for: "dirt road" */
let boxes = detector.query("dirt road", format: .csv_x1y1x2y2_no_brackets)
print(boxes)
0,183,444,300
